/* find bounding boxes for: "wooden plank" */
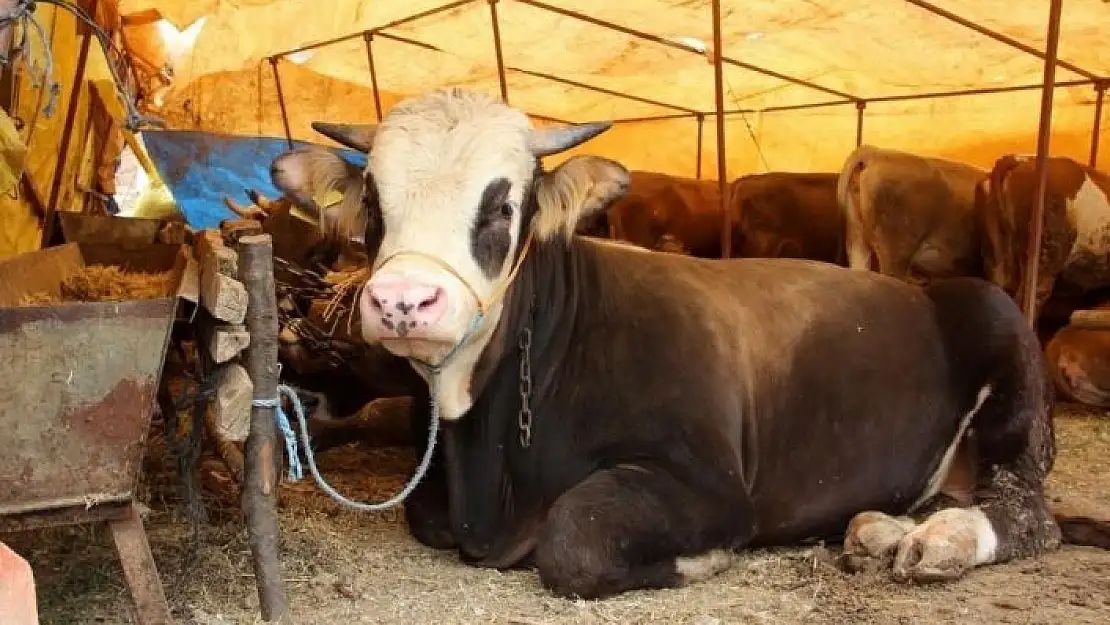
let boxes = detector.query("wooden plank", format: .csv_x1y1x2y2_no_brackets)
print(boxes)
212,362,253,443
1069,308,1110,330
196,230,247,323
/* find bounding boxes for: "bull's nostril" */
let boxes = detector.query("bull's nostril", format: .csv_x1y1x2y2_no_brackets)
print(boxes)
417,295,439,311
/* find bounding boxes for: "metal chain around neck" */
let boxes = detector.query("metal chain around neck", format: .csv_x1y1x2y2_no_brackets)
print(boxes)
517,297,538,448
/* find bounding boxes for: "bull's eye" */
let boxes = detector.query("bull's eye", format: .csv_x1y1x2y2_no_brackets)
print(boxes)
499,202,514,218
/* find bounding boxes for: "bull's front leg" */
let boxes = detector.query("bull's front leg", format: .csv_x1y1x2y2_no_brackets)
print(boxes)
533,463,755,600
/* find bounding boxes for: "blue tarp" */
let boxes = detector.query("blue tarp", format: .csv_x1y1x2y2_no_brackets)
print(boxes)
142,130,367,230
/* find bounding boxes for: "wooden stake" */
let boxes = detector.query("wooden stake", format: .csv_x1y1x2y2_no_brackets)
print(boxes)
237,234,290,624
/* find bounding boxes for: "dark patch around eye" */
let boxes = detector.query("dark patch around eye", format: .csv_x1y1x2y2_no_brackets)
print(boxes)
470,177,514,277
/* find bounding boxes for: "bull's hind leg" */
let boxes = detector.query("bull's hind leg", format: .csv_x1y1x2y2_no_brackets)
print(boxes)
533,464,753,600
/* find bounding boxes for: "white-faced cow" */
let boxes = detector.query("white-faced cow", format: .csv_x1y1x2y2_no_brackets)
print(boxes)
838,145,988,284
976,154,1110,320
269,88,1107,600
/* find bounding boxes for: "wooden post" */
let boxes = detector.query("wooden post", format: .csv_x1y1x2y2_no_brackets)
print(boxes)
43,0,98,248
488,0,509,104
237,234,289,624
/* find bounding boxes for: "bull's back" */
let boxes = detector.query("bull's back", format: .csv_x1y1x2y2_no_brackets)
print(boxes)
585,243,970,542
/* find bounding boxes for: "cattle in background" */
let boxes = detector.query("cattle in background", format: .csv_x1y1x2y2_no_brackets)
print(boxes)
585,170,723,256
838,145,987,284
584,170,846,265
1045,325,1110,408
730,172,845,265
270,87,1108,601
977,155,1110,320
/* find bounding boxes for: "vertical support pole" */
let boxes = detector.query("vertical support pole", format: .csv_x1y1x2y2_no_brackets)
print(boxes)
695,113,704,179
711,0,730,258
1021,0,1064,324
43,0,97,248
363,33,383,122
1090,82,1105,168
238,233,290,624
269,57,294,149
0,0,20,114
855,100,867,147
488,0,509,104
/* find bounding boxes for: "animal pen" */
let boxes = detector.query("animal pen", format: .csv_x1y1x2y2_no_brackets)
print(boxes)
0,1,1108,624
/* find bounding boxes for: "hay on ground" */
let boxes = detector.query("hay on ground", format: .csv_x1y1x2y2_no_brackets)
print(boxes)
18,265,176,306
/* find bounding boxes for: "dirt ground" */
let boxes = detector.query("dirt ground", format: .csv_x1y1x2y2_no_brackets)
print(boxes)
5,402,1109,625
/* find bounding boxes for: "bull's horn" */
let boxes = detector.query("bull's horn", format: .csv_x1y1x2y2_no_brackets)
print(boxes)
529,121,613,158
311,121,377,153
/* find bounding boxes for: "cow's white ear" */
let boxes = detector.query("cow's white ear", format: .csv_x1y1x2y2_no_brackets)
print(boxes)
270,146,367,241
532,156,630,242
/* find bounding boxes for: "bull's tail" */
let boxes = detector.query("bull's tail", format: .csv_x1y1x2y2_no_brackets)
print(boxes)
1054,511,1110,549
835,144,878,218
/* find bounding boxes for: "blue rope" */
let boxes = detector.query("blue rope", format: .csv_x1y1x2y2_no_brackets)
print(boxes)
252,312,484,511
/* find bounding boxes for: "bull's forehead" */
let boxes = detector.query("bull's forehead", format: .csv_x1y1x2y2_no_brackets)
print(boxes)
367,91,536,218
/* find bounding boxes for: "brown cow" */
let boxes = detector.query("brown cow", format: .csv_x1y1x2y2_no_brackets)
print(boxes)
587,170,723,257
730,172,845,265
838,145,987,284
1045,323,1110,408
977,155,1110,319
585,170,845,265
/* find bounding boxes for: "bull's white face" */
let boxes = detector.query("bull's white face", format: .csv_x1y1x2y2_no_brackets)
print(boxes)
271,88,629,417
360,92,538,363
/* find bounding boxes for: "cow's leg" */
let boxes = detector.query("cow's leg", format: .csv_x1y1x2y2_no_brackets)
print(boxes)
845,210,874,271
533,464,753,600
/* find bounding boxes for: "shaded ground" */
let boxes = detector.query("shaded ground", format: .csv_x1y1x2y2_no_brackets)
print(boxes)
5,403,1109,625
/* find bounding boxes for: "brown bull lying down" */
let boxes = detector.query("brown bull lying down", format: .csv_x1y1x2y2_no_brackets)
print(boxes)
582,170,844,264
270,88,1109,600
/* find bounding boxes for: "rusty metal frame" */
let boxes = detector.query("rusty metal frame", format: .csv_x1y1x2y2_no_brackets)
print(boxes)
695,113,704,179
1091,82,1106,168
488,0,510,103
1021,0,1064,323
268,57,294,149
43,0,98,248
363,33,384,121
711,0,730,258
855,101,866,147
903,0,1099,81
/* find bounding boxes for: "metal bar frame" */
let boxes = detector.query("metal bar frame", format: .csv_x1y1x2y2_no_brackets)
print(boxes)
1021,0,1064,323
513,0,860,103
903,0,1099,81
1091,82,1106,168
855,100,866,147
488,0,509,103
278,0,480,57
711,0,730,258
268,57,294,149
695,113,704,179
509,66,699,114
363,33,383,121
44,0,98,248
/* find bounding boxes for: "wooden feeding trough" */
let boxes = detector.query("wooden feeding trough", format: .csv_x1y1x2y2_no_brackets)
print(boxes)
0,241,192,624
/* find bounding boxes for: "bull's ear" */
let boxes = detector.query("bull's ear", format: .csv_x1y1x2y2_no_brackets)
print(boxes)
532,155,630,242
270,146,367,241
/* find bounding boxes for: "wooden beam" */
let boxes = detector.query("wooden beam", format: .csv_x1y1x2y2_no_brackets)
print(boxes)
711,0,730,258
